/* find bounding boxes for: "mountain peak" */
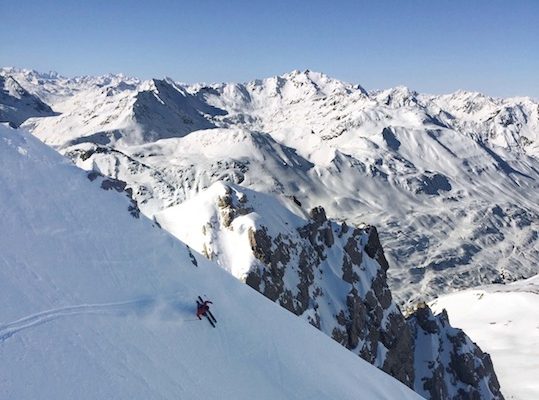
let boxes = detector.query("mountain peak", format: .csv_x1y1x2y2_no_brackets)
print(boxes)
373,85,420,108
280,69,366,95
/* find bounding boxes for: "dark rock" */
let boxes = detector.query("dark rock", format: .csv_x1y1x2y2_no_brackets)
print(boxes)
342,235,362,283
372,271,393,309
364,226,390,272
248,227,273,265
309,206,327,223
382,127,401,151
186,246,198,267
101,178,127,192
406,172,452,196
381,313,414,388
407,305,505,400
86,171,140,218
338,221,349,237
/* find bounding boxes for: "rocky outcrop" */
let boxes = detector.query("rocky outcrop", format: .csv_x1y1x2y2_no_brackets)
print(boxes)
239,198,416,387
87,171,140,218
407,304,504,400
156,182,504,399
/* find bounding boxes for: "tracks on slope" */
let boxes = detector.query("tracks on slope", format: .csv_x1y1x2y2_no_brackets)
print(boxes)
0,297,157,342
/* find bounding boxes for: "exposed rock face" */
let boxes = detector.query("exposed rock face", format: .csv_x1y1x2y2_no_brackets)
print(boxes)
240,199,416,387
407,305,504,400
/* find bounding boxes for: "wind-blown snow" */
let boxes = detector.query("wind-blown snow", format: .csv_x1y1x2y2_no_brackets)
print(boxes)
0,124,422,400
430,276,539,400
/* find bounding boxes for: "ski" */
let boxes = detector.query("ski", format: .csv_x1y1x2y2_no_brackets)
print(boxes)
206,314,216,328
206,310,217,324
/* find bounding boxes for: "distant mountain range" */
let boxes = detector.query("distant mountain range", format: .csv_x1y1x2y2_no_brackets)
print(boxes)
0,74,56,127
3,67,537,304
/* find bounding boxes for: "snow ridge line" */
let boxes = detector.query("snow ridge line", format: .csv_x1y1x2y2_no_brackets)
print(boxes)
0,297,156,342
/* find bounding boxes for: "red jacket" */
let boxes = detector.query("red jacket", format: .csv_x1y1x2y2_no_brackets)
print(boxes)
196,300,213,318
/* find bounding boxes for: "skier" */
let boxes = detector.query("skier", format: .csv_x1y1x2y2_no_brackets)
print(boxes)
196,299,213,320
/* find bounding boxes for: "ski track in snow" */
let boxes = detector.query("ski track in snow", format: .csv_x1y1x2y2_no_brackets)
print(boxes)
0,295,188,343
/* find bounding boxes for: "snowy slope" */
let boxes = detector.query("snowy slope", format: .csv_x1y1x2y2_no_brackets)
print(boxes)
0,124,423,400
430,276,539,400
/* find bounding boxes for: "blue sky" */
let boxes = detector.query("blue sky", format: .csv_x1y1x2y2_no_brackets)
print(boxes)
2,0,538,97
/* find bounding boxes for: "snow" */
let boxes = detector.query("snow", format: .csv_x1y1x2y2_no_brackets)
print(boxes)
0,124,422,400
430,276,539,400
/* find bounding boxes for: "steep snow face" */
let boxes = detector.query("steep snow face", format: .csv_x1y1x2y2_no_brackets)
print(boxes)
155,181,506,398
6,68,539,304
0,124,423,400
430,276,539,400
0,75,55,127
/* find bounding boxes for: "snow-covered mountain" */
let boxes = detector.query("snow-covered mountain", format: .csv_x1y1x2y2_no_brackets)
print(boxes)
0,124,423,400
9,67,538,305
430,276,539,400
0,74,56,127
